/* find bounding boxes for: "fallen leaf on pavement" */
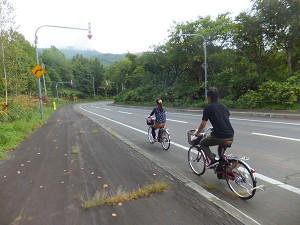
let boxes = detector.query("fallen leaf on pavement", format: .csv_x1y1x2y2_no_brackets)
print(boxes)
17,171,21,174
118,202,122,206
103,184,108,188
112,213,117,217
97,176,101,179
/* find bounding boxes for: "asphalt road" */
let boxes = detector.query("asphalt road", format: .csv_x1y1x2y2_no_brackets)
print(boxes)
75,101,300,225
0,104,243,225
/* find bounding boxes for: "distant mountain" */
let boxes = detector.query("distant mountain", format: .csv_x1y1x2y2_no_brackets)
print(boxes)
59,47,127,65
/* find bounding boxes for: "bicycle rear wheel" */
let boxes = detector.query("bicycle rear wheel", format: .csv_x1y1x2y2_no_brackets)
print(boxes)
148,126,155,144
188,146,206,175
160,130,170,150
225,159,256,199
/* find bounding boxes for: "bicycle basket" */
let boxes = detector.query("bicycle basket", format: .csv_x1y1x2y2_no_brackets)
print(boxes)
146,117,154,125
187,129,204,145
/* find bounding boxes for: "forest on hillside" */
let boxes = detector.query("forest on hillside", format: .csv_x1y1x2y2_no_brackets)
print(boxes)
58,47,128,65
1,0,300,111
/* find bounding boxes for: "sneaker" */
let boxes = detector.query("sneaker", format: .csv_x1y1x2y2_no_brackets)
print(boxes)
207,158,219,169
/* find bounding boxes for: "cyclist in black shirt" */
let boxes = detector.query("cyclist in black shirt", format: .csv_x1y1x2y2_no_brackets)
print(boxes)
194,87,234,168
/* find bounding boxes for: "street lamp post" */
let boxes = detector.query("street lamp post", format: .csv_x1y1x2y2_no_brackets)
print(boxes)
56,81,72,104
179,29,208,99
34,23,92,120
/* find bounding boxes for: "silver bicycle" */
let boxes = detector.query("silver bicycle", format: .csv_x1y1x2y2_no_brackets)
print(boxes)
147,117,170,150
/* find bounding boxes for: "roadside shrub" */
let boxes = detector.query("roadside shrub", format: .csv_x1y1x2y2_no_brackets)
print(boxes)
237,75,299,109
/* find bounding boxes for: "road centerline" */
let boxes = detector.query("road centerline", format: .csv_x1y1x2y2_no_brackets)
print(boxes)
252,132,300,142
167,119,188,123
118,111,132,115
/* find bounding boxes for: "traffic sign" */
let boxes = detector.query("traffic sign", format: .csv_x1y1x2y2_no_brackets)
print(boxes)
31,65,45,78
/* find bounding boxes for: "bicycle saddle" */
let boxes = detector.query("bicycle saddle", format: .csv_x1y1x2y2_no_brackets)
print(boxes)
220,141,232,148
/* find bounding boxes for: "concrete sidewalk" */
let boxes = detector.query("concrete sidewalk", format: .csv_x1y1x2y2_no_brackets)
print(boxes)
0,105,244,225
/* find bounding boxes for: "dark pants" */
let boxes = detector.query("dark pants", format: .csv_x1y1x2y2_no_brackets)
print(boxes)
200,134,233,160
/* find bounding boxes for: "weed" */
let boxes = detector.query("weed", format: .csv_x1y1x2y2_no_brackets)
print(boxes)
203,182,217,191
72,145,80,154
81,181,169,209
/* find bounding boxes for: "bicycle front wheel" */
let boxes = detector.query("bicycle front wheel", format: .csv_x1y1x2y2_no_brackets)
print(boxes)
225,159,256,200
148,126,155,144
160,130,170,150
188,146,206,175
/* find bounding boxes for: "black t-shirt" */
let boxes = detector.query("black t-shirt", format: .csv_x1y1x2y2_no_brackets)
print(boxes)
202,101,234,138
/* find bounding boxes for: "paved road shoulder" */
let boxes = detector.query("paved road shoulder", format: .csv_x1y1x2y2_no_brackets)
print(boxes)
0,105,242,225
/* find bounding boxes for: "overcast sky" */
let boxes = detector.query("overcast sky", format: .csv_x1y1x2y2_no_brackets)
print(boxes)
10,0,252,54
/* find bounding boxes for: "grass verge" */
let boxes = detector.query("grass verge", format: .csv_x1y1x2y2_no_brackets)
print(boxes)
0,106,54,159
81,181,169,209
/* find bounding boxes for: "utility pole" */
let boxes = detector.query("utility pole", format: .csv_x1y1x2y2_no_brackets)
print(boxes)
41,63,47,97
93,76,95,96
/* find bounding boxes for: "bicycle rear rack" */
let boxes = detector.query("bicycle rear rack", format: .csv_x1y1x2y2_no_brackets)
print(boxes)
227,154,249,161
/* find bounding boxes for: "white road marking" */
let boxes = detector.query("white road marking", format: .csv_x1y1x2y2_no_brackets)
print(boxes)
118,111,132,115
232,118,300,126
104,108,111,111
252,132,300,142
80,105,146,134
255,173,300,195
167,119,188,123
79,105,300,196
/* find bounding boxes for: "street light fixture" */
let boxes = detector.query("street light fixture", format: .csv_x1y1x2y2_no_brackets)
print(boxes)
179,29,208,99
34,23,92,120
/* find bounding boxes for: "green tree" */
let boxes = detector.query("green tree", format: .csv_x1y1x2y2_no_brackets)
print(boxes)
253,0,300,74
0,0,15,106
